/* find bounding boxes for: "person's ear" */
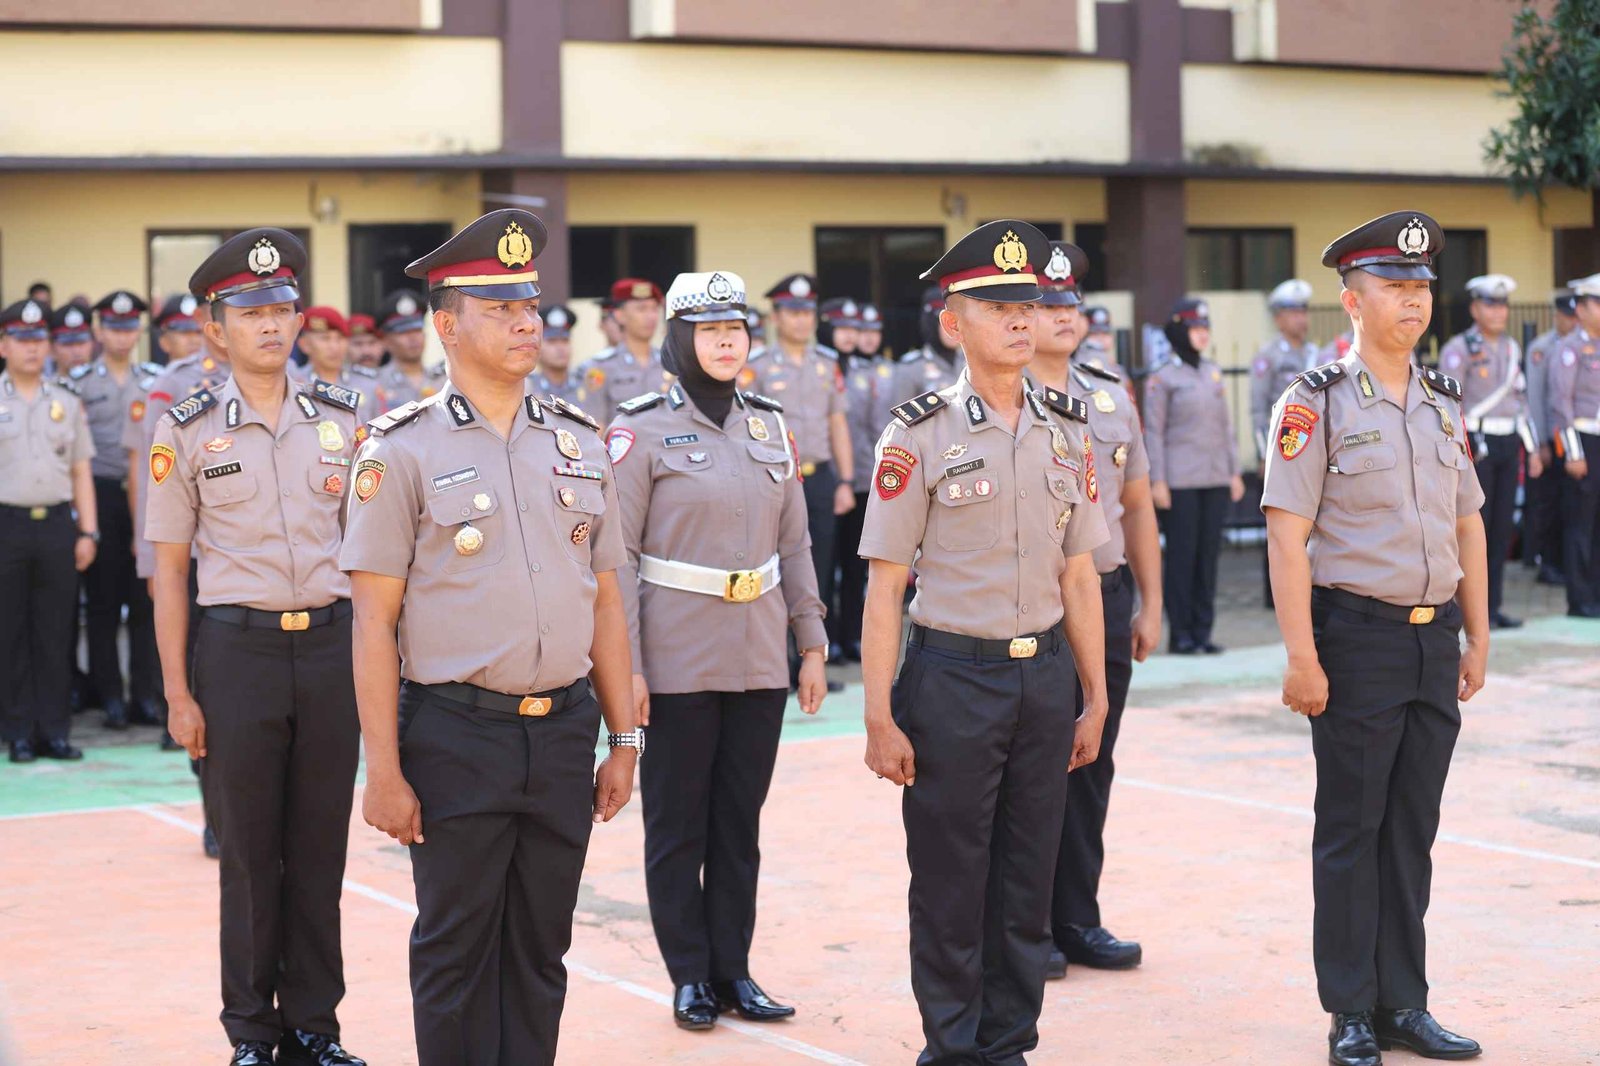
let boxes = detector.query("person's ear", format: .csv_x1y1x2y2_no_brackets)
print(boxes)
939,307,961,347
432,309,456,348
1339,286,1359,317
203,317,228,353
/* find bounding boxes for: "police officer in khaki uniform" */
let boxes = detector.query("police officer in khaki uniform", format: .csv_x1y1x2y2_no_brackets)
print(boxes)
1145,298,1245,654
1263,211,1485,1066
347,313,382,368
892,286,965,400
858,301,885,357
528,303,588,408
584,278,671,420
1030,241,1163,979
1440,274,1541,629
1250,279,1320,463
145,230,366,1066
296,306,379,425
73,291,163,730
860,220,1110,1066
48,303,95,378
1079,305,1115,367
374,289,444,410
818,295,861,657
1525,293,1577,585
0,298,98,763
606,270,828,1030
1549,273,1600,618
838,302,897,662
341,210,639,1066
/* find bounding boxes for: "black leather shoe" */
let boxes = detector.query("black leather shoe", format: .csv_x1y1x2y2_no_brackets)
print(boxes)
9,739,36,763
673,982,720,1030
130,697,164,726
1170,638,1200,655
1201,641,1226,654
103,698,129,731
278,1029,367,1065
39,739,83,760
1045,947,1068,980
204,825,221,859
230,1042,275,1066
1373,1008,1480,1059
1057,924,1142,969
1489,612,1523,630
712,978,795,1021
826,679,844,693
1328,1011,1381,1066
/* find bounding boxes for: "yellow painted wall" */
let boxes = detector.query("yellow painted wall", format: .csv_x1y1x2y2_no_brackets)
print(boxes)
1183,64,1515,177
560,41,1130,165
0,170,484,314
0,32,501,157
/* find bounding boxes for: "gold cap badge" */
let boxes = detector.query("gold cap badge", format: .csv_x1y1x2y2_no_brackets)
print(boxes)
993,230,1028,273
498,220,534,269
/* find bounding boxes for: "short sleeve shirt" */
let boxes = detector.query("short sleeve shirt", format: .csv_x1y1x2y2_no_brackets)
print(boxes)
1065,363,1149,573
0,373,95,507
743,345,846,465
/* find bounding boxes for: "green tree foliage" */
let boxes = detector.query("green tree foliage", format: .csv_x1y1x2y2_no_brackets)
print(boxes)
1485,0,1600,198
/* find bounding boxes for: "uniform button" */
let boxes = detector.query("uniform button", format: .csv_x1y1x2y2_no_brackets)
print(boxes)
531,563,542,573
1021,604,1030,614
1364,459,1374,470
579,498,587,508
282,489,291,497
541,624,550,635
735,507,744,516
731,471,740,478
520,502,528,512
735,551,746,560
1020,548,1029,558
719,433,727,440
1019,490,1028,499
461,507,470,517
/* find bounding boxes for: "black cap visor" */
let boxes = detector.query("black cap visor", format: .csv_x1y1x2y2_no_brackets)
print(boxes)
952,281,1044,304
1344,261,1436,282
1038,287,1083,307
454,280,541,303
217,280,301,308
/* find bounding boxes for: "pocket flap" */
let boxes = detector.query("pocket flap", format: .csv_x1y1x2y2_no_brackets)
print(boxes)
551,480,606,515
1436,440,1467,469
935,473,1000,508
661,449,714,473
196,469,257,506
746,442,791,466
427,487,500,525
1341,443,1397,474
1046,472,1081,503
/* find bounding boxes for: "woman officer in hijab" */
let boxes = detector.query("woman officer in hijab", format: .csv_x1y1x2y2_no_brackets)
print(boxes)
604,270,830,1031
1143,298,1245,653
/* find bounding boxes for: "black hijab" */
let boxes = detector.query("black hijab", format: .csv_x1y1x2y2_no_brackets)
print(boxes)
1162,320,1202,367
661,316,741,427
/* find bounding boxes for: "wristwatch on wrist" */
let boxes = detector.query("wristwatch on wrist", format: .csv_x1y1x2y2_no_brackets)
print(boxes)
78,529,101,544
800,644,829,663
608,728,646,756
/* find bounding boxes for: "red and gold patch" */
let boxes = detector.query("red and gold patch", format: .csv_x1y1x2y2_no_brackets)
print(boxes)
149,444,176,486
1277,402,1319,461
1081,433,1099,503
129,399,146,423
874,444,917,501
353,425,370,447
323,473,344,495
353,458,385,503
585,366,607,392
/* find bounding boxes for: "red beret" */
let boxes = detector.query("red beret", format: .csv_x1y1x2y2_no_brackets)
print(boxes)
610,278,663,305
303,306,349,336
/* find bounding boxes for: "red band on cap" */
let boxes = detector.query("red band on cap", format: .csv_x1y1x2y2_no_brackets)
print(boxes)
1339,246,1402,266
207,266,295,299
938,263,1037,291
426,256,537,289
1040,276,1076,290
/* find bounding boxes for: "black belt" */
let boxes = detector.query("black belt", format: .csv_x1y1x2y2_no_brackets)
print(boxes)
907,624,1062,661
410,678,591,719
0,501,71,521
1100,564,1129,592
201,599,352,631
1313,587,1457,626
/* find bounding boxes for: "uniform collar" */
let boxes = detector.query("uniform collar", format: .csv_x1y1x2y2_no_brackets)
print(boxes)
216,373,312,430
442,385,480,431
1,372,13,397
1346,352,1430,414
956,369,1049,434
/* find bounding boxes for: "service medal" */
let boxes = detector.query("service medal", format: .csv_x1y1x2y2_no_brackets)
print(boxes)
454,525,484,556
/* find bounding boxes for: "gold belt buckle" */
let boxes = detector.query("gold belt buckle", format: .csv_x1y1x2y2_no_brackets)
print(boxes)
799,462,817,477
28,506,48,520
518,696,552,717
725,569,763,603
1008,637,1038,659
1408,606,1435,625
279,611,311,631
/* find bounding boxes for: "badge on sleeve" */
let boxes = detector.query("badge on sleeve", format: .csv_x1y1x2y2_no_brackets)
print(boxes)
353,458,385,503
605,427,635,464
149,444,176,486
1277,402,1319,461
874,444,917,501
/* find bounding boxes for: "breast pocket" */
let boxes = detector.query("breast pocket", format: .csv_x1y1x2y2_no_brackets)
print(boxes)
552,479,607,564
197,471,263,549
1044,471,1082,544
1331,443,1401,514
933,473,1000,552
427,487,505,574
745,441,791,495
1435,440,1467,509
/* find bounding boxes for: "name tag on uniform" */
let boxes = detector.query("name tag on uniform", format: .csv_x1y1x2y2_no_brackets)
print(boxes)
1342,430,1382,448
430,466,480,492
942,457,985,481
663,433,699,448
202,461,242,480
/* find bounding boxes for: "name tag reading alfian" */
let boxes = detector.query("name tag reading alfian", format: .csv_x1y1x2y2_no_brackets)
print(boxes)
1341,430,1382,448
202,461,243,480
430,466,480,492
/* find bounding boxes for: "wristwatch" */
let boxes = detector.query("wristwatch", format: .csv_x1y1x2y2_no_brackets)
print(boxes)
608,728,646,756
78,529,101,544
800,644,829,663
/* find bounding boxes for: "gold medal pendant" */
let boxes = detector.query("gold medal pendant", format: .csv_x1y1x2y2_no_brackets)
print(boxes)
555,428,583,460
317,419,345,452
454,524,484,556
747,416,770,442
49,400,65,422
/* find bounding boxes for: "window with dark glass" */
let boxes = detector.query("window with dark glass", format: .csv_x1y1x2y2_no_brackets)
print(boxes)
570,225,695,299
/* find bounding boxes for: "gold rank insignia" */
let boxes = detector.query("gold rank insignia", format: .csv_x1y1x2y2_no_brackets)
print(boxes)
498,220,534,269
49,400,64,422
1436,404,1455,439
454,524,484,556
1092,390,1115,413
993,230,1028,273
747,416,770,442
1050,424,1071,461
317,420,344,452
555,428,583,460
1358,370,1375,398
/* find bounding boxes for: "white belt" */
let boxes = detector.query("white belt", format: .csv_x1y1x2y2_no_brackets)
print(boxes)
638,553,781,603
1575,418,1600,435
1467,416,1517,435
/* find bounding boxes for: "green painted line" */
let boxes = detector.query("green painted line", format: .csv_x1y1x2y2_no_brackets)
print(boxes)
0,742,202,819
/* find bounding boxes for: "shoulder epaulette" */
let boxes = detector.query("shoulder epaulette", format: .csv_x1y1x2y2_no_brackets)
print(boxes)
168,388,217,426
743,391,784,412
615,392,664,416
1080,361,1122,383
815,344,839,361
1297,362,1346,392
547,394,601,431
1038,386,1089,423
1422,366,1463,401
54,377,81,397
139,362,164,377
369,399,426,436
68,363,93,380
311,378,360,413
891,390,947,427
348,364,378,380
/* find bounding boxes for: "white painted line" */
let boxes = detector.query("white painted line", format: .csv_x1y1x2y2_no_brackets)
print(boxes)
129,806,869,1066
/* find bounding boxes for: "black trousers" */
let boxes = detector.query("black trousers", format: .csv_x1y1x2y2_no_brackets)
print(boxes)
193,606,359,1045
83,476,159,704
894,631,1076,1066
832,490,870,647
1561,434,1600,612
0,503,77,744
1053,567,1135,932
1527,450,1565,571
1309,591,1462,1013
1474,435,1521,616
1161,485,1229,648
803,461,838,641
400,680,600,1066
642,689,786,986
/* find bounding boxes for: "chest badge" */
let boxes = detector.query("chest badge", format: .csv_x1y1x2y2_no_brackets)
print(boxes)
317,420,345,452
555,428,583,460
203,436,233,454
1436,404,1455,439
49,400,65,422
1358,371,1375,398
558,487,576,507
323,473,344,495
1113,443,1129,468
1092,389,1116,413
941,443,967,461
571,521,591,545
454,524,484,556
472,492,492,512
688,451,709,464
747,416,770,442
1050,425,1071,462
